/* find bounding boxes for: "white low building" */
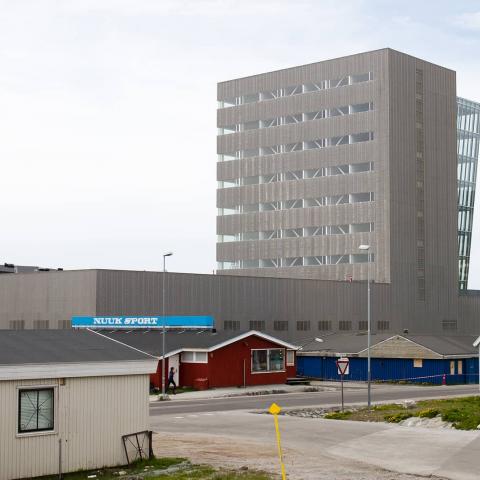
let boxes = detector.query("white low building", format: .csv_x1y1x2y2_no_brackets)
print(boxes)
0,330,157,480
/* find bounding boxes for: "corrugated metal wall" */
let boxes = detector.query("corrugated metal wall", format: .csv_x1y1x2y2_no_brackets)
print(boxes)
297,356,476,385
0,374,149,480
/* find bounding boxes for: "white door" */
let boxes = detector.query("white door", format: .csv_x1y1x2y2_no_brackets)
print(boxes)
169,354,180,384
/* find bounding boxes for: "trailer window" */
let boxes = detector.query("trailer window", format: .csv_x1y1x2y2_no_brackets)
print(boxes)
18,388,54,434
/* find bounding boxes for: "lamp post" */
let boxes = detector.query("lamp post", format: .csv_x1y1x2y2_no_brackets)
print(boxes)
359,244,371,408
162,252,173,399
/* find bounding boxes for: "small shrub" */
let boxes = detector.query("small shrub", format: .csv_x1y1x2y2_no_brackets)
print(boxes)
384,412,412,423
418,408,440,418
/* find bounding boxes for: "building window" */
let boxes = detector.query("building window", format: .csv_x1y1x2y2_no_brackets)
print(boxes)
181,351,208,363
274,321,288,331
413,359,423,368
339,321,352,331
9,320,25,330
251,349,285,373
296,321,311,331
219,132,374,162
224,320,241,331
377,321,389,331
442,320,457,332
18,388,54,434
318,320,332,331
57,320,70,329
358,321,368,331
286,350,295,366
33,320,49,329
249,320,266,331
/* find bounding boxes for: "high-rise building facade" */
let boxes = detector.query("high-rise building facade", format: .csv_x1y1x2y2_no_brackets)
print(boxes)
457,97,479,291
217,49,458,316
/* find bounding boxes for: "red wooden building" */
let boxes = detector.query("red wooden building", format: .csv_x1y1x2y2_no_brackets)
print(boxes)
102,330,298,388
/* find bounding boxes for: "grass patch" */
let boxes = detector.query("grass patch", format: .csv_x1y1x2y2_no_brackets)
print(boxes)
36,457,274,479
323,396,480,430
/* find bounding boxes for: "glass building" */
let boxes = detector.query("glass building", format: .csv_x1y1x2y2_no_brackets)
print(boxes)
457,97,480,290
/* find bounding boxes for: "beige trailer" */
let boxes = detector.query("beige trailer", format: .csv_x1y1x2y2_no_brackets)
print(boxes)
0,330,157,480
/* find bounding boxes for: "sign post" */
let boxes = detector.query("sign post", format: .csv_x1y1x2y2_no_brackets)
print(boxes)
336,357,350,412
268,403,286,480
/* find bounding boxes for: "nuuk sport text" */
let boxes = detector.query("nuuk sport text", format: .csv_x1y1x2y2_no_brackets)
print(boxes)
92,317,160,326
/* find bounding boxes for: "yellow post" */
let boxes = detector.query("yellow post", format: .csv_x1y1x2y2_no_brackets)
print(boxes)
268,402,286,480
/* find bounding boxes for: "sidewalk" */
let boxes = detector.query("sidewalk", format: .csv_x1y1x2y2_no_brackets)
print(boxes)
149,381,342,402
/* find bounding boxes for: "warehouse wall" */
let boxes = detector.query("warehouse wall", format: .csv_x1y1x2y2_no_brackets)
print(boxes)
0,374,150,480
0,270,97,330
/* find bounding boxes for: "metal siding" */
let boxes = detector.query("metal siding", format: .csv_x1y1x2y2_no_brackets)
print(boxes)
0,271,97,330
297,356,472,384
0,375,149,480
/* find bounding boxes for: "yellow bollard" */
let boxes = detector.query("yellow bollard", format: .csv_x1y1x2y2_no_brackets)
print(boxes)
268,402,286,480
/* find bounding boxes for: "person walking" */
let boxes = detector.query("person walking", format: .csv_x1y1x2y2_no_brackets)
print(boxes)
167,366,177,394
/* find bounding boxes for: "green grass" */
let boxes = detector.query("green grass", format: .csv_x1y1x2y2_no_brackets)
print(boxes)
153,465,273,479
323,396,480,430
37,457,274,479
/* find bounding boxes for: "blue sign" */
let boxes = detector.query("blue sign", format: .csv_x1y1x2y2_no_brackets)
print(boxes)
71,316,214,329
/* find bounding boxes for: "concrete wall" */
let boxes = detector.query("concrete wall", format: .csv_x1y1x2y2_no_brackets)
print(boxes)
0,374,150,480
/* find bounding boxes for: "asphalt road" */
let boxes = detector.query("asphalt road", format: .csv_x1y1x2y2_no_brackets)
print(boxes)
149,383,479,416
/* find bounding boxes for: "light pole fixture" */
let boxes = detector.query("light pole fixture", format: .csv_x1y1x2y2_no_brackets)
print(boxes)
161,252,173,399
473,336,480,393
359,244,372,408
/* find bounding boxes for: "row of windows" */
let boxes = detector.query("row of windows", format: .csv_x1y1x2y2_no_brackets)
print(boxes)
224,320,389,332
9,320,71,329
218,223,374,243
219,103,373,135
219,132,374,162
218,253,374,270
218,72,373,108
218,192,374,216
218,162,373,189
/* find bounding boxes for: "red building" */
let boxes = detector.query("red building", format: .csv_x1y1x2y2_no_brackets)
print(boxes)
102,330,298,388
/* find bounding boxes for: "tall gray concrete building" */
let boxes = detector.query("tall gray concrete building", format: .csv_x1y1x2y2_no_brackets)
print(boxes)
217,49,458,312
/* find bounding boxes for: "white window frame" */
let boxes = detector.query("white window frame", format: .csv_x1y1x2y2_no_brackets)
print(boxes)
413,359,423,368
251,348,285,374
181,351,208,364
286,350,295,366
17,384,57,437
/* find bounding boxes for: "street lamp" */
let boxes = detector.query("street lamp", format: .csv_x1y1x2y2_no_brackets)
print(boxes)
359,244,371,408
161,252,173,399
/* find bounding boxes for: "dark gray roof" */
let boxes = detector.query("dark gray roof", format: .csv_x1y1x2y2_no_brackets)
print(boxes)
407,335,478,356
100,330,292,357
0,330,152,365
300,333,392,354
299,333,478,357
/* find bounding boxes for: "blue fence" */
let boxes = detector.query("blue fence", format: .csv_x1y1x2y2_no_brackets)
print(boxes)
297,356,479,385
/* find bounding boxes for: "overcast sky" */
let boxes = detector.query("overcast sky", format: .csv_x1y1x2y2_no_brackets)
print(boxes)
1,0,479,287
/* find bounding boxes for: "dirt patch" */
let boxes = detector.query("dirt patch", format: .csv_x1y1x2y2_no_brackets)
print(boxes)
152,432,443,480
153,432,279,474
